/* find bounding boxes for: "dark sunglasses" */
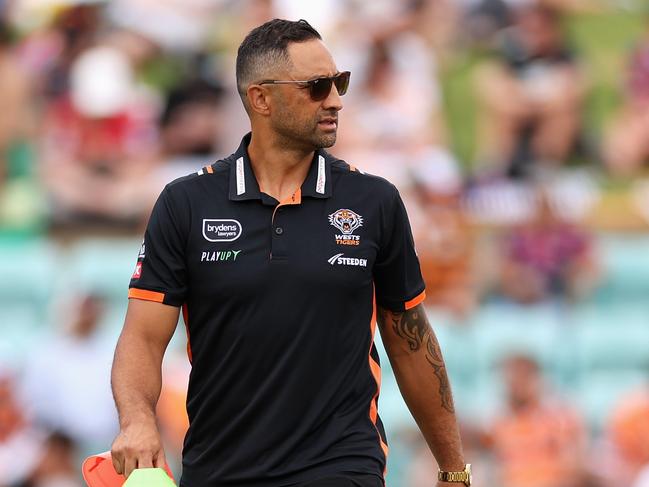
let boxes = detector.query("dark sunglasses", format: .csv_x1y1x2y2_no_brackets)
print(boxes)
258,71,351,102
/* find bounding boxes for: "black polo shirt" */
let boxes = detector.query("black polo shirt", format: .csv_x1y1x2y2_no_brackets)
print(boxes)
129,133,426,486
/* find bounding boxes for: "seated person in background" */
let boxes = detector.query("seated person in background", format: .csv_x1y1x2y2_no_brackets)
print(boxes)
474,4,586,178
0,369,46,486
595,383,649,487
410,158,477,319
498,187,597,304
39,40,158,230
603,16,649,178
482,355,587,487
20,293,118,456
151,77,225,198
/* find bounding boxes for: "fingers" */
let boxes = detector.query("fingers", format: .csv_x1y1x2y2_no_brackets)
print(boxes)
111,429,165,479
153,450,168,471
138,455,154,469
124,457,138,478
111,449,125,476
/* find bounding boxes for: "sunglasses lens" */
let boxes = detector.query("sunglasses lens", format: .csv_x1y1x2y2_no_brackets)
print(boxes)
310,78,333,101
334,72,350,96
309,72,351,101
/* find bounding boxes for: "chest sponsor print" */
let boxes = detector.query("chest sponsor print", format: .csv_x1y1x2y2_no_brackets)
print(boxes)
201,250,242,262
328,252,367,268
203,219,242,242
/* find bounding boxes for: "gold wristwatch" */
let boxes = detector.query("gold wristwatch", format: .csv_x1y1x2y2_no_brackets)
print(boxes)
438,464,472,486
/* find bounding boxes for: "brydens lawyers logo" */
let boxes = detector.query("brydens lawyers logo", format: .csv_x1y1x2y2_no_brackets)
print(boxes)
329,208,363,246
202,219,242,242
328,253,367,267
132,262,142,279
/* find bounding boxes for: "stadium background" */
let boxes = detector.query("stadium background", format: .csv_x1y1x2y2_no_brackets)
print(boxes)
1,0,649,486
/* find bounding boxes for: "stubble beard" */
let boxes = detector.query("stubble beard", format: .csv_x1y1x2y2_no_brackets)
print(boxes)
272,109,337,150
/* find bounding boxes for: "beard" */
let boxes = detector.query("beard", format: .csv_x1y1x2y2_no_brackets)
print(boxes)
271,103,338,150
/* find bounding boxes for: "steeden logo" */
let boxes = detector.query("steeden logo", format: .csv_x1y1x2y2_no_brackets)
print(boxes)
202,219,242,242
327,253,367,268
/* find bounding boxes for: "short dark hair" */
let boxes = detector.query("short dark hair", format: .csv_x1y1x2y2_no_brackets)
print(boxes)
235,19,322,106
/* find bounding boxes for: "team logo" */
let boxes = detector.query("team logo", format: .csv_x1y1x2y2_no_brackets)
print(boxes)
138,241,146,259
329,209,363,246
202,219,242,242
327,253,367,268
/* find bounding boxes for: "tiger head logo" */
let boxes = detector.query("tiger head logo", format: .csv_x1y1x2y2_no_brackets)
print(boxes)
328,208,363,235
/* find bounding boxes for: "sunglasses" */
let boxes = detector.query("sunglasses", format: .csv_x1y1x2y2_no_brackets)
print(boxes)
258,71,351,102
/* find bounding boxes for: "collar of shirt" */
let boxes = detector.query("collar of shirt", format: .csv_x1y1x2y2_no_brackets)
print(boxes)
228,132,333,204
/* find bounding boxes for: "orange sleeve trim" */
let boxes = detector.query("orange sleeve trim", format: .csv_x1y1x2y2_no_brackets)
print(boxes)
404,290,426,310
128,288,165,303
205,165,214,174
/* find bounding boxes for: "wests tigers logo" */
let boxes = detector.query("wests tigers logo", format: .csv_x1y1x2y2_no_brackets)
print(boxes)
328,208,363,235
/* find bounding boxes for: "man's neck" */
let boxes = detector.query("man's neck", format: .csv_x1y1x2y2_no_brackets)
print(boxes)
247,131,314,202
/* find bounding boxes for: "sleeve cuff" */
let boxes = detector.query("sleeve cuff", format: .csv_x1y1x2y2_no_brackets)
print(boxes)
377,288,426,312
128,288,166,303
404,290,426,310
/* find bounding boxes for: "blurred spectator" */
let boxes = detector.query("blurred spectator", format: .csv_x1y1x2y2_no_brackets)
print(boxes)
603,16,649,178
597,383,649,486
151,77,226,195
481,354,587,487
410,157,477,318
0,15,41,233
14,4,103,100
497,186,597,304
39,40,159,230
474,4,586,178
0,368,45,486
20,294,118,456
23,432,83,487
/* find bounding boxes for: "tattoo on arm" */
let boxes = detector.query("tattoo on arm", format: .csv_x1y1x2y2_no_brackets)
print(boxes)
381,307,455,414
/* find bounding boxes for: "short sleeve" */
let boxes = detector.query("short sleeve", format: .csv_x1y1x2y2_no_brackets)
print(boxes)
128,186,188,306
373,185,426,312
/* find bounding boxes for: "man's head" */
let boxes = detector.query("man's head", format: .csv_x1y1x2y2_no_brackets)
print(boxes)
502,354,543,411
236,19,345,150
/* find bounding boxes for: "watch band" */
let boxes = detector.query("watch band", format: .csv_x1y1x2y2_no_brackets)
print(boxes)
438,471,467,482
438,464,471,485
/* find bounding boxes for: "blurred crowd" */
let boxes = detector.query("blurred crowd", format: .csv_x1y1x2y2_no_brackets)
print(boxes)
1,0,649,486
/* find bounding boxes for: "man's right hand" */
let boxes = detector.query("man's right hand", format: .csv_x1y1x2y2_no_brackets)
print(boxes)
111,418,167,478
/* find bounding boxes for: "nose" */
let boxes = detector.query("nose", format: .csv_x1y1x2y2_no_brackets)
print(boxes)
322,83,343,112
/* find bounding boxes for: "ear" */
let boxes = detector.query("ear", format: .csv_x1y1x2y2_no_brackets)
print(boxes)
247,85,271,116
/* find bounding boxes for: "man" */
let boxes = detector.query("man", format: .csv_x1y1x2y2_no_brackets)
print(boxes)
111,19,467,487
484,355,586,487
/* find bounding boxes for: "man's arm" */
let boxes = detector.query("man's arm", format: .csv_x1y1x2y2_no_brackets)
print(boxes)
376,303,465,483
111,299,180,478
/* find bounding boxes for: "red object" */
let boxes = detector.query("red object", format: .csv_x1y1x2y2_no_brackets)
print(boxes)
82,452,174,487
132,262,142,279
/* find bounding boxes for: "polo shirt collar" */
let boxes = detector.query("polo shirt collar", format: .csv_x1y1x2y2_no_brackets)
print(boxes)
228,133,333,202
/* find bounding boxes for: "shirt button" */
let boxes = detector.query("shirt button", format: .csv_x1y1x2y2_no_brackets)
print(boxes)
274,226,284,235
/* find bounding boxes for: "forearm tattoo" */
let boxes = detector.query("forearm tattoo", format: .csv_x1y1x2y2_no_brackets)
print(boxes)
381,307,455,414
